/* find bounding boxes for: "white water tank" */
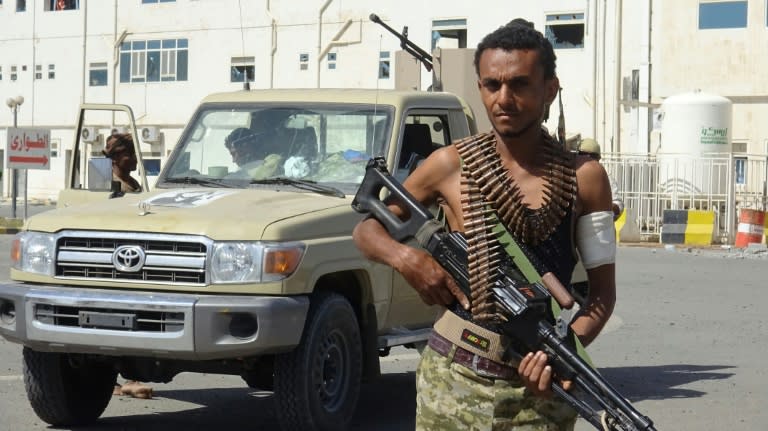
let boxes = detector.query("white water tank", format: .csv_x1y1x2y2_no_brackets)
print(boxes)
657,90,732,198
659,90,732,156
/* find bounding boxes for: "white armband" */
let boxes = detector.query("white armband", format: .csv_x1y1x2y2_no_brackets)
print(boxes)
576,211,616,269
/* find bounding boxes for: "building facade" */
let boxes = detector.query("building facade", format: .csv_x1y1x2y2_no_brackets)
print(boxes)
0,0,766,203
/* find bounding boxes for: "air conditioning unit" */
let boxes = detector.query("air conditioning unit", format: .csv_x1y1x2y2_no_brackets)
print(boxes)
80,126,98,143
141,126,161,143
110,126,128,136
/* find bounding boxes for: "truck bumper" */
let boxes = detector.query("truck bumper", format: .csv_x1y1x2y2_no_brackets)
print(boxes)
0,283,309,360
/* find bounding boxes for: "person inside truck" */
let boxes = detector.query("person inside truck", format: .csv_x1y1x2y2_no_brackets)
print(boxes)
353,18,616,430
103,133,142,194
224,127,282,179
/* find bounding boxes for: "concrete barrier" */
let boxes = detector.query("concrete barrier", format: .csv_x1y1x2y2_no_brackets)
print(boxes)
615,207,641,243
661,209,715,246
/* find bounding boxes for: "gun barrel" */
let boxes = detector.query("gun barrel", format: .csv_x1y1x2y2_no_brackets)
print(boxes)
369,12,433,71
538,322,656,431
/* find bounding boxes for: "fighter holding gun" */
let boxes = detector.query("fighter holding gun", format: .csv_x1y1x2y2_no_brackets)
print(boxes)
352,158,655,431
353,18,655,431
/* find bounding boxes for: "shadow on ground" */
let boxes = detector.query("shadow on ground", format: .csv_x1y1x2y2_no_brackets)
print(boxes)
596,363,735,401
54,372,416,431
41,364,728,430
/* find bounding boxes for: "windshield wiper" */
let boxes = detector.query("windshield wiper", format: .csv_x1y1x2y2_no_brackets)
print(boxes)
250,176,346,198
164,176,238,188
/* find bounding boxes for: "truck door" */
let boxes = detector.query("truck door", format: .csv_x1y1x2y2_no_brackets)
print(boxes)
57,104,149,208
386,110,459,328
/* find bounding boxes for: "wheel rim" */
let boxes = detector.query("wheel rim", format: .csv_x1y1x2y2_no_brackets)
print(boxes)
313,328,349,412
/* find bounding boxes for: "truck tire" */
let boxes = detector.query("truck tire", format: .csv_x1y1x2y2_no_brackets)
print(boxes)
273,292,362,431
22,347,117,426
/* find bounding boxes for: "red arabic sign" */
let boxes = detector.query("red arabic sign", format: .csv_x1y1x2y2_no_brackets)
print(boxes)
6,127,51,170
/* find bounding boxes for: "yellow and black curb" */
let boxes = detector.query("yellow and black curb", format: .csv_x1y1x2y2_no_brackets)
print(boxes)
661,210,715,246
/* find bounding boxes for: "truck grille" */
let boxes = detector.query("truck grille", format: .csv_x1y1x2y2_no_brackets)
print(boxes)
35,304,184,333
55,232,209,286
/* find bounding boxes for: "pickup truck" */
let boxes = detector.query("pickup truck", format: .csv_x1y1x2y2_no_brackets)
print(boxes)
0,89,477,431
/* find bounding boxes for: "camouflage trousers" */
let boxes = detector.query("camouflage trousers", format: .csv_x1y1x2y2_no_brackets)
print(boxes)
415,344,577,431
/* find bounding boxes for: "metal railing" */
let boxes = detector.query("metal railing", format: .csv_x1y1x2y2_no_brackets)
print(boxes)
602,153,768,244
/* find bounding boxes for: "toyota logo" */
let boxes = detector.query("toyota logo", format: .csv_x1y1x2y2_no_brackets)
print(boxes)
112,245,146,272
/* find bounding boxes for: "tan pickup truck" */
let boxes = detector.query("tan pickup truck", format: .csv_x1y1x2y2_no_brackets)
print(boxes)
0,89,478,431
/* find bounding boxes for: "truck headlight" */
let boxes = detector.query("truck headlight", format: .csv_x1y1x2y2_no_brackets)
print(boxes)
11,232,55,276
210,241,305,283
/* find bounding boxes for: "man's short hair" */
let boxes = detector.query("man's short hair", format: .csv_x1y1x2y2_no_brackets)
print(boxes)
225,127,257,150
473,18,557,79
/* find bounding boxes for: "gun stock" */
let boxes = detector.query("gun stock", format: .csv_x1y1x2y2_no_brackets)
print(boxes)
352,157,656,431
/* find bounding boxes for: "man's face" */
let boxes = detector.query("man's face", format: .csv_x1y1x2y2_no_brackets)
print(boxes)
476,48,558,139
227,142,256,167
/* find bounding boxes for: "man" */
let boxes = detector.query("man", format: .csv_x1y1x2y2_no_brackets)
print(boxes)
352,19,616,430
578,138,624,220
224,127,283,179
103,133,142,194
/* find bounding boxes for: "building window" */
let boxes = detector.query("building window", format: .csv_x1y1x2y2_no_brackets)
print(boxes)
10,65,17,81
699,1,747,29
35,64,42,80
16,0,25,11
47,0,78,11
432,18,467,50
230,56,255,83
0,67,3,81
142,0,175,3
120,39,188,83
734,157,747,185
378,51,390,79
48,64,55,79
299,53,309,71
327,52,337,70
89,62,108,86
545,13,585,49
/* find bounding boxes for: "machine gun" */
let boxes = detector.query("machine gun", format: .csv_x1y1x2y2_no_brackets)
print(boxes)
369,13,433,72
351,157,656,431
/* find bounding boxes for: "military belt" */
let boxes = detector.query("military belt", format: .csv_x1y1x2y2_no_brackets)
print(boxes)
427,331,516,380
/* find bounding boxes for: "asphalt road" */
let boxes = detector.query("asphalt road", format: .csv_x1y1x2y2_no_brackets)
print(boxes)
1,238,767,430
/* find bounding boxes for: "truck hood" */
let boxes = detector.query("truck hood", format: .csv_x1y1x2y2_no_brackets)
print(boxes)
26,188,353,240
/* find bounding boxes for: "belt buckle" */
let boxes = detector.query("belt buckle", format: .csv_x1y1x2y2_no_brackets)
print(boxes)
469,354,497,379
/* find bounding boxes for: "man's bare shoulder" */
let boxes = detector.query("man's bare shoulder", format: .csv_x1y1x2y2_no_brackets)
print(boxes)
573,154,612,215
402,145,461,205
407,145,460,181
573,154,606,182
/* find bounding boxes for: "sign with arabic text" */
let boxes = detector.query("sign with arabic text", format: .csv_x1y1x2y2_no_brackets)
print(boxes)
6,127,51,170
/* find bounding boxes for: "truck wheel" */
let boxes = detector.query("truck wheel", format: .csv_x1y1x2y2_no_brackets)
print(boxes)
22,347,117,426
273,292,362,431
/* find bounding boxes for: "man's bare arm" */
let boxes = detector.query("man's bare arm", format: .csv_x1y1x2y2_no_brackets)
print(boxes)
572,157,617,346
352,148,468,309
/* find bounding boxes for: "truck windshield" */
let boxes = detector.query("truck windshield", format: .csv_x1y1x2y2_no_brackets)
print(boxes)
160,103,394,195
